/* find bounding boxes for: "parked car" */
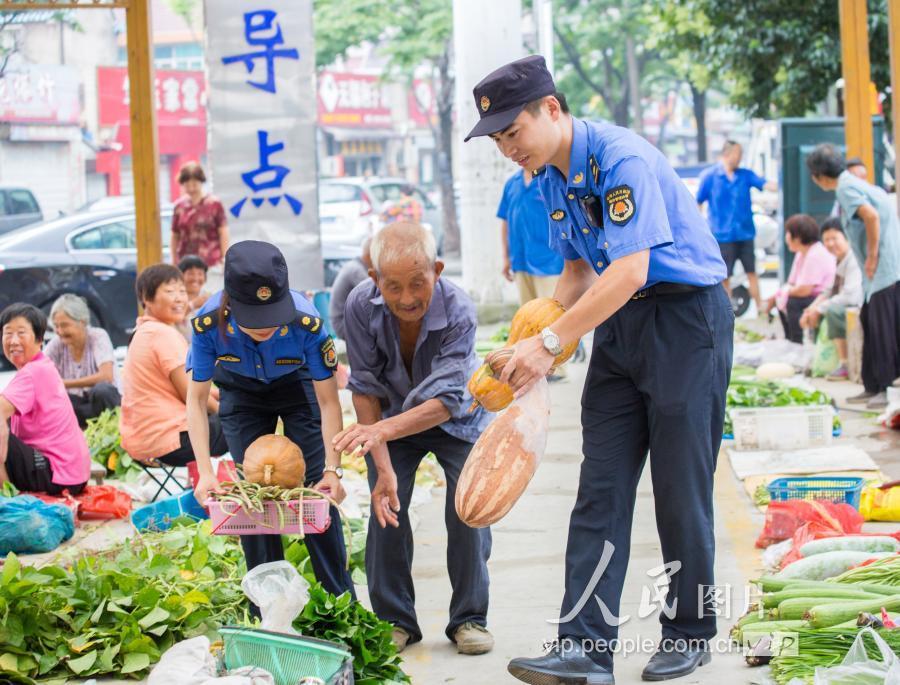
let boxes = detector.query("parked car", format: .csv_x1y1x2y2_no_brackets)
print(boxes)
0,207,173,348
319,177,443,267
0,185,42,235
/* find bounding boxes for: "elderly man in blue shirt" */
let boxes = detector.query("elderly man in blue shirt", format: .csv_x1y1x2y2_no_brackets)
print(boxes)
333,222,494,656
808,144,900,409
696,140,777,314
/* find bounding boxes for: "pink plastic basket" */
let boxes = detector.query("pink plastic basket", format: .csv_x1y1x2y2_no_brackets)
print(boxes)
207,497,331,536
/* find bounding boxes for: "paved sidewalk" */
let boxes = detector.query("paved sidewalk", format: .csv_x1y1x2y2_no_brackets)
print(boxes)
395,359,758,684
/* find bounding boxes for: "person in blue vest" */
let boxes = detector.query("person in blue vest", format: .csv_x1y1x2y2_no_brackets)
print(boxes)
465,56,734,684
696,140,777,315
186,240,354,611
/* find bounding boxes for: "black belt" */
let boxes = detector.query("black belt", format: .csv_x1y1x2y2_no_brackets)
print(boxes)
631,282,707,300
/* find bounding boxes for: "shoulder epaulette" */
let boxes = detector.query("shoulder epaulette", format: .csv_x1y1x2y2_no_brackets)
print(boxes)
532,166,546,178
192,310,219,334
296,313,322,334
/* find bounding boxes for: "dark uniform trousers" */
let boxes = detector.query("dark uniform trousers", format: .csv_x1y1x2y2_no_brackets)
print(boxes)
860,281,900,393
214,367,355,604
559,285,734,669
365,425,492,643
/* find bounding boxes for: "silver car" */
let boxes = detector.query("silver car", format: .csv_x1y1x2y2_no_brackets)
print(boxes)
319,177,443,263
0,185,42,236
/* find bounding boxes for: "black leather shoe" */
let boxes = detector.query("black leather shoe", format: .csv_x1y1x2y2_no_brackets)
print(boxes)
641,645,711,681
508,640,615,685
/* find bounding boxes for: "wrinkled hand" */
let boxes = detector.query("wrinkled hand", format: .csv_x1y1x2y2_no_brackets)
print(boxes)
801,308,821,329
314,470,346,505
371,469,400,528
332,422,387,457
502,257,514,282
498,335,555,398
194,473,220,508
865,253,878,280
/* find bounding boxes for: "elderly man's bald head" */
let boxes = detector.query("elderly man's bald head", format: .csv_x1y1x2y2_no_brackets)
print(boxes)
369,222,442,324
370,222,437,274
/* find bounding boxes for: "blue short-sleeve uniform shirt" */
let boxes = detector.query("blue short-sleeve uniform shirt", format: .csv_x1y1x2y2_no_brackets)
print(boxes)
696,163,766,243
497,171,564,276
186,290,337,383
537,118,726,287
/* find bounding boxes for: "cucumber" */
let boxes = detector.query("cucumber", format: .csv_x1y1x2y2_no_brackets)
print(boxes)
774,595,878,621
800,536,900,557
761,587,880,609
806,594,900,628
755,577,900,595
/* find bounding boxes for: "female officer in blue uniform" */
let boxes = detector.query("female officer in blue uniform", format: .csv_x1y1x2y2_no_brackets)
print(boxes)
466,57,733,684
186,240,354,600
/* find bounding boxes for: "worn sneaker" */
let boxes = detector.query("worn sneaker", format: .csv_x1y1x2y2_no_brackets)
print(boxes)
453,622,494,655
867,392,889,410
827,364,849,381
847,390,878,404
391,627,411,653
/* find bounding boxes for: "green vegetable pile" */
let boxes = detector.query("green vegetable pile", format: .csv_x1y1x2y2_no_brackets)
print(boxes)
734,572,900,683
770,625,900,683
84,408,142,480
0,520,406,684
725,378,839,435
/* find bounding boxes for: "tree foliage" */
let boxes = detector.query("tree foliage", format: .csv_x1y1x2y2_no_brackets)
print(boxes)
676,0,891,118
552,0,676,126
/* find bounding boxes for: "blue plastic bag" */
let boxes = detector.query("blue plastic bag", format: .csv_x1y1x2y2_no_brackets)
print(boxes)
0,495,75,554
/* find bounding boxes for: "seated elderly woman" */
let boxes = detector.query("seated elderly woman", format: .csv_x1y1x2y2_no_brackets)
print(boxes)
764,214,837,344
120,263,227,466
45,293,121,427
0,303,91,494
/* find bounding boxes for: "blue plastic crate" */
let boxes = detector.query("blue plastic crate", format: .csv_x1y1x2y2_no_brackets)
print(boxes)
131,490,208,532
766,476,865,509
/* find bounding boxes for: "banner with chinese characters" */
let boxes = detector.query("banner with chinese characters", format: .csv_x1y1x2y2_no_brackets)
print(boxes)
205,0,323,288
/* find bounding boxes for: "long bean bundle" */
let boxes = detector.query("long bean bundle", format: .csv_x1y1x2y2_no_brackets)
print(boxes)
770,626,900,684
831,555,900,586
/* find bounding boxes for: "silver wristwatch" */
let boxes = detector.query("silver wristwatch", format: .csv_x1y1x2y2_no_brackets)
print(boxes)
540,327,563,356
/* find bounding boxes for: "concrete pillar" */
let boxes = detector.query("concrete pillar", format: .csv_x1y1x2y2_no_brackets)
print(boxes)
453,0,523,304
838,0,875,182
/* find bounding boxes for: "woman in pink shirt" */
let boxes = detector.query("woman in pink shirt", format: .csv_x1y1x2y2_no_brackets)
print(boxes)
764,214,837,343
0,303,91,494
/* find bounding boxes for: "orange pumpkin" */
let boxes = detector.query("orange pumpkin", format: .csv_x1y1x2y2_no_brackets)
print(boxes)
508,297,578,366
243,434,305,488
467,348,515,413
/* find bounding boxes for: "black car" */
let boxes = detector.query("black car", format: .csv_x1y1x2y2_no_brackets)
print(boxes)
0,207,173,347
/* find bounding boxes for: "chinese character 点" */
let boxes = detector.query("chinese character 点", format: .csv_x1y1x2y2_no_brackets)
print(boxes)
230,130,302,218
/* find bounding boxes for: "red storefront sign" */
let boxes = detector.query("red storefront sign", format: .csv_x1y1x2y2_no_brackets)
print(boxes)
317,71,392,128
97,66,207,156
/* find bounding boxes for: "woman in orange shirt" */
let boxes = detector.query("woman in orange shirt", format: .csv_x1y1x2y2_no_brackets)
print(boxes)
119,264,226,465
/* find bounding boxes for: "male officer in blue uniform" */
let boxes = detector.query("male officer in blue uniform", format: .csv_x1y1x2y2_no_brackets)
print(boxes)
465,56,733,684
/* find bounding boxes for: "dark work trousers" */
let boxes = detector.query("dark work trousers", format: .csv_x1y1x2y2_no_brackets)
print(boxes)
860,281,900,393
778,295,816,344
214,367,355,609
68,382,121,428
364,425,492,643
558,285,734,670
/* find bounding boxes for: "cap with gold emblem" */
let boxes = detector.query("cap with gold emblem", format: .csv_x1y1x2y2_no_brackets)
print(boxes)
464,54,556,142
223,240,295,329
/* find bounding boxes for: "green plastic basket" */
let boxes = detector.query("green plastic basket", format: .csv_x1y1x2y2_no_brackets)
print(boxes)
220,626,351,685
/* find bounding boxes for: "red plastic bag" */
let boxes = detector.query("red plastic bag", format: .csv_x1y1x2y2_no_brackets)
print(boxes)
74,485,132,520
756,500,863,548
187,458,238,488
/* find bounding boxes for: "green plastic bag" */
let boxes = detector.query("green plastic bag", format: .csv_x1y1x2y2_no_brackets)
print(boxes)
811,319,840,377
